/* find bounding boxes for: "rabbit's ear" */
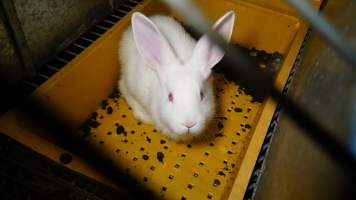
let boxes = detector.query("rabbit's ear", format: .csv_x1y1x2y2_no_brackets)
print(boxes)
191,11,235,78
132,12,178,70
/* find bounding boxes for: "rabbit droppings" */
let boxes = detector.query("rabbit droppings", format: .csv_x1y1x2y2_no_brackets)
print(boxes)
118,11,235,141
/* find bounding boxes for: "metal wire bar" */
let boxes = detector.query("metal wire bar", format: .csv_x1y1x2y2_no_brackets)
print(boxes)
351,86,356,156
161,0,356,172
286,0,356,71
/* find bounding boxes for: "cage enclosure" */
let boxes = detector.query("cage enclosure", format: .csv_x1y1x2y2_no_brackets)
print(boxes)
0,0,322,199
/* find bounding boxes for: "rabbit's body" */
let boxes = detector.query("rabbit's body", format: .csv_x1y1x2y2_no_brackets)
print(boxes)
118,12,235,141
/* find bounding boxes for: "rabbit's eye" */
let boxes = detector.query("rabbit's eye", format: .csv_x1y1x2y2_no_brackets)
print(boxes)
168,92,174,102
200,91,204,101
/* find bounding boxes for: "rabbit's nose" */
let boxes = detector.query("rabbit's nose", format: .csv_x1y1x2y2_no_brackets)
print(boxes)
183,121,197,129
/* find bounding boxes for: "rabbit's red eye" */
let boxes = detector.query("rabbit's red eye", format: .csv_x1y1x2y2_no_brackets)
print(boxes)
168,92,173,102
200,91,204,101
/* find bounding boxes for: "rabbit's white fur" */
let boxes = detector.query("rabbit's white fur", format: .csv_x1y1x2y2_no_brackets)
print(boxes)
118,11,235,141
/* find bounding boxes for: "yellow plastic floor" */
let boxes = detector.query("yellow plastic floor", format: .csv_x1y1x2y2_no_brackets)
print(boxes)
85,73,262,200
0,0,322,199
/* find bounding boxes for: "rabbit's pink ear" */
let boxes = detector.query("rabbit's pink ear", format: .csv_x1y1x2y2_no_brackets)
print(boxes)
132,12,177,70
191,11,235,78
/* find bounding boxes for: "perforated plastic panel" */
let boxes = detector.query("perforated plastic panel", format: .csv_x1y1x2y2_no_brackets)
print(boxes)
80,45,283,199
84,74,260,200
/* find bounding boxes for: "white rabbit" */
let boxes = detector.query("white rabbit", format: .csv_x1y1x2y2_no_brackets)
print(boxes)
118,11,235,141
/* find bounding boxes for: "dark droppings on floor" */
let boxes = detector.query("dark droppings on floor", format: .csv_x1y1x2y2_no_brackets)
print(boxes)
146,136,152,143
156,152,164,163
162,186,167,192
101,99,109,110
79,112,100,137
116,125,126,135
215,133,224,137
245,124,252,129
217,121,224,130
234,107,243,113
106,106,113,114
218,171,226,176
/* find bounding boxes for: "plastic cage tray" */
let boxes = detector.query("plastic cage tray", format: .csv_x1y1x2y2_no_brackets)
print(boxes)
0,0,321,199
